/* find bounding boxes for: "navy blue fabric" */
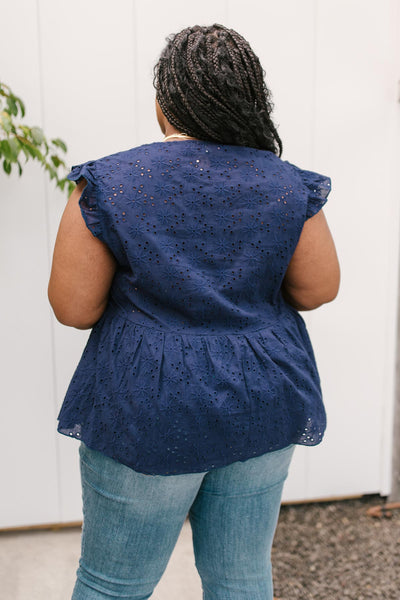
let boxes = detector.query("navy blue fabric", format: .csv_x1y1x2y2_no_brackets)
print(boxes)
57,140,331,475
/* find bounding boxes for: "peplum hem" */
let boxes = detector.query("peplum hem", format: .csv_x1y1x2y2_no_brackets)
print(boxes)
57,302,326,475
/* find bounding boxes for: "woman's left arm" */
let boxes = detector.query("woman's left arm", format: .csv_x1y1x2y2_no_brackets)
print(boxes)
48,179,117,329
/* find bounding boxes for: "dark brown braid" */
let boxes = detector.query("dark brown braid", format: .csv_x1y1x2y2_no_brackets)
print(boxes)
153,24,283,155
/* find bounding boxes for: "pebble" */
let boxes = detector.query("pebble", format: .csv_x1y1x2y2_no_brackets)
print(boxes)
272,495,400,599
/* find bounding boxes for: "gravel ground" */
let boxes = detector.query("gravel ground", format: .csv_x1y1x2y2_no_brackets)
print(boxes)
271,495,400,600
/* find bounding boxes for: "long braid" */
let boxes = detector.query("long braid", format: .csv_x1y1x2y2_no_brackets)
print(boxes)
185,35,224,132
230,32,261,96
229,29,283,156
153,24,283,155
187,34,248,131
168,31,218,139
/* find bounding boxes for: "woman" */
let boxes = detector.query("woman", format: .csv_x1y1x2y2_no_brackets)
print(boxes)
49,24,340,600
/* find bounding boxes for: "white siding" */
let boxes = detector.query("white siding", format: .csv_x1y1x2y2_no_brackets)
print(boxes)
0,0,60,528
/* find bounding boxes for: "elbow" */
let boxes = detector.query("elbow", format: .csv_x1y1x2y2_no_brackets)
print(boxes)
283,261,341,311
295,291,338,311
50,305,100,330
303,285,340,311
48,288,104,330
53,312,97,330
282,280,340,312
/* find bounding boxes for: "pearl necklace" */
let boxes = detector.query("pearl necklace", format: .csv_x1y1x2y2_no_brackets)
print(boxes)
163,133,195,142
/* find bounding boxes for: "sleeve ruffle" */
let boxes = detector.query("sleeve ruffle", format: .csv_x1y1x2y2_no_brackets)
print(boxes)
289,163,332,219
67,161,102,237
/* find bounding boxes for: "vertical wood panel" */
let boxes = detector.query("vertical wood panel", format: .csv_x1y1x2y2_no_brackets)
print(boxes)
38,0,138,522
306,0,400,498
376,0,400,498
38,0,137,163
0,0,59,527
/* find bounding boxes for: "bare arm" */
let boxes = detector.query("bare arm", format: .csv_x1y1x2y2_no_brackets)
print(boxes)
282,210,340,311
48,179,117,329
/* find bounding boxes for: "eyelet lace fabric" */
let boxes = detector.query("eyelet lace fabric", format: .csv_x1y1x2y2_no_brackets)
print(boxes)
57,140,331,475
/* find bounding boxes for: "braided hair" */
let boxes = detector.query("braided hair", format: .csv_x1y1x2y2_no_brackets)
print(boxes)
153,24,282,155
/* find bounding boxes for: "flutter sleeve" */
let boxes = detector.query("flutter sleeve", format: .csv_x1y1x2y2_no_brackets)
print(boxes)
288,163,332,219
67,161,124,262
67,161,103,238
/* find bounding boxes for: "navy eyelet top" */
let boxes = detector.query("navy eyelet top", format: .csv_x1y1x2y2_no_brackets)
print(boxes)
57,140,331,475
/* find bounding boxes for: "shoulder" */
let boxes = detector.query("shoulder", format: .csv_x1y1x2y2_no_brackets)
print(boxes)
90,142,163,170
281,158,331,191
67,143,167,187
233,147,309,189
230,146,300,179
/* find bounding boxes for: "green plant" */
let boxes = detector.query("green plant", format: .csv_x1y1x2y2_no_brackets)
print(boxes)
0,82,74,195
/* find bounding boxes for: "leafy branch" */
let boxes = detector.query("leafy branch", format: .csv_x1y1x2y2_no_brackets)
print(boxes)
0,82,74,195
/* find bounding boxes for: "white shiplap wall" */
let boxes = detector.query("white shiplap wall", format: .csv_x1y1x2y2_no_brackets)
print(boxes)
0,0,399,527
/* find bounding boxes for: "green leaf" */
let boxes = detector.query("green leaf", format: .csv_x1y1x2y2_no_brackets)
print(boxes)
30,126,44,145
0,140,14,161
45,163,57,179
0,111,12,133
8,137,21,160
15,95,25,118
6,96,18,116
0,82,11,95
3,159,12,174
0,82,71,196
21,142,37,158
51,155,61,168
51,138,67,153
22,141,43,160
21,143,31,161
50,154,66,168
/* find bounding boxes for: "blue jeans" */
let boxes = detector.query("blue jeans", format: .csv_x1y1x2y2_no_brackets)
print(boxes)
72,442,295,600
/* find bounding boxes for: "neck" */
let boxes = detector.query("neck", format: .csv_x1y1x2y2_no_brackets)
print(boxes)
163,123,182,138
162,124,196,142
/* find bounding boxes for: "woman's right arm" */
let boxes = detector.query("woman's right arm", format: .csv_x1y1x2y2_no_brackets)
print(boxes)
281,209,340,311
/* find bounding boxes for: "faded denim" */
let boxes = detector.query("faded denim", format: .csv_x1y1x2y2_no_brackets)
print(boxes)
72,442,294,600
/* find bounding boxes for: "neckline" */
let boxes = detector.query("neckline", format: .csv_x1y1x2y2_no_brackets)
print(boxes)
160,138,202,144
134,139,275,157
163,134,198,142
150,139,216,147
